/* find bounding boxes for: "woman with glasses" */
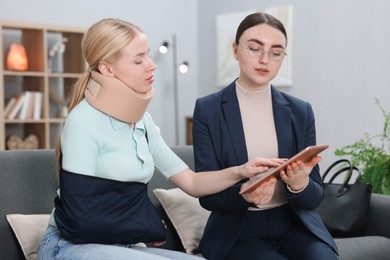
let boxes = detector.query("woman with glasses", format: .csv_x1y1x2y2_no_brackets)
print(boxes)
192,12,338,260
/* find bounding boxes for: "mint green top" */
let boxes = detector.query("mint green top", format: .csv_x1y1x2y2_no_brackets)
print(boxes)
61,99,188,182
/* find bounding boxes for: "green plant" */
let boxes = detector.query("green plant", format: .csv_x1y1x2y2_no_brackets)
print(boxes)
335,99,390,194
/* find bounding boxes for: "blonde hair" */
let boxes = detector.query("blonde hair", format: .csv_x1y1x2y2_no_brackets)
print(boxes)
55,18,143,175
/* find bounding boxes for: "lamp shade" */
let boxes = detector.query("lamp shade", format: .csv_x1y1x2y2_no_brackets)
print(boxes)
179,62,189,74
159,41,169,54
6,43,28,71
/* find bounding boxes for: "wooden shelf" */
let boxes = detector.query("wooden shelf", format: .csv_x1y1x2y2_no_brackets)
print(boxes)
0,22,85,150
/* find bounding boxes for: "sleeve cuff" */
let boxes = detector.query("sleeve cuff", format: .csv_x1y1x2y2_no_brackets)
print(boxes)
287,179,309,193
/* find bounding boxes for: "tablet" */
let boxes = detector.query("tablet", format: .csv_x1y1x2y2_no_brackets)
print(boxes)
239,144,329,194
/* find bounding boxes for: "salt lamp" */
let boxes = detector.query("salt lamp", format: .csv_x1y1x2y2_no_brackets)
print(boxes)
6,43,28,71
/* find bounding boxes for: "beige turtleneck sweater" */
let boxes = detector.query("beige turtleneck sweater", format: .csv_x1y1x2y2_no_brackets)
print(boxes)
236,80,287,210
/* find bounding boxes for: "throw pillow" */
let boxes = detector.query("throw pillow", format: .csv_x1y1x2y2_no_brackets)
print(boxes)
153,188,210,254
6,214,50,260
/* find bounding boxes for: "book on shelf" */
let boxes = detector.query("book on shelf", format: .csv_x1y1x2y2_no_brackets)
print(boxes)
4,91,43,120
33,91,42,119
4,97,17,116
18,91,32,119
5,94,25,119
26,92,35,119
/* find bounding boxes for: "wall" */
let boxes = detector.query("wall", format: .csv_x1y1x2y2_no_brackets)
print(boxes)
198,0,390,168
2,0,390,168
0,0,199,146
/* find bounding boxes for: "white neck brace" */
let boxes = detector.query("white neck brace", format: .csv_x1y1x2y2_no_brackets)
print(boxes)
85,71,154,123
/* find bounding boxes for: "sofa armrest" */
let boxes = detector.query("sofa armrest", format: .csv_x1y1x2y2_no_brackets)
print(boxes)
365,193,390,238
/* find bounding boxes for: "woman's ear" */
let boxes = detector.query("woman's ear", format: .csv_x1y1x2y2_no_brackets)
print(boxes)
232,42,239,61
98,62,114,76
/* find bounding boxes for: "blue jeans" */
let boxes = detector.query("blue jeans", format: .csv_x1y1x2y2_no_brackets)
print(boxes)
37,226,203,260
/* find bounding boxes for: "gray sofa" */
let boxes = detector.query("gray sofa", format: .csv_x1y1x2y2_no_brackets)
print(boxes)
1,147,390,260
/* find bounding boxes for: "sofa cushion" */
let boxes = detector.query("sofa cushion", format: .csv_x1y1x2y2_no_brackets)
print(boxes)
6,214,50,260
153,188,210,254
335,236,390,260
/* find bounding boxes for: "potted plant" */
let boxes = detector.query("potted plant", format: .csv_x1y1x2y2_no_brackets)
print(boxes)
335,99,390,194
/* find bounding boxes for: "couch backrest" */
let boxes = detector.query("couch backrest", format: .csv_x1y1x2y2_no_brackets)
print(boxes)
0,146,195,259
0,149,58,260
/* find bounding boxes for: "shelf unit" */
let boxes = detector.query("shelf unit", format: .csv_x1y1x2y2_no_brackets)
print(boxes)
0,22,85,150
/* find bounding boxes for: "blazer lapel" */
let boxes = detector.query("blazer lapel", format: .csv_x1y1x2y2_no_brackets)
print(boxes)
271,86,293,158
222,83,248,164
221,84,293,163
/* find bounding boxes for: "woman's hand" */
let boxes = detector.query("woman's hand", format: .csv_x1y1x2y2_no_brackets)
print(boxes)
279,156,322,191
151,241,166,247
241,177,277,205
237,158,286,179
150,220,167,247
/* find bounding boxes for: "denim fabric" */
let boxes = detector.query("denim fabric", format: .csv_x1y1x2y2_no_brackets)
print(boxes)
37,225,203,260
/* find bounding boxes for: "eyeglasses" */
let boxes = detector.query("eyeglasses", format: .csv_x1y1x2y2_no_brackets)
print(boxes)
239,44,287,61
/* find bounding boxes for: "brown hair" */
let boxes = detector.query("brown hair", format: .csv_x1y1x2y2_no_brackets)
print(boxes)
235,12,287,46
55,18,143,175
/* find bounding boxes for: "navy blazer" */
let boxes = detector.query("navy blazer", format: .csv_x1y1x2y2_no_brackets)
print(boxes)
192,81,337,260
